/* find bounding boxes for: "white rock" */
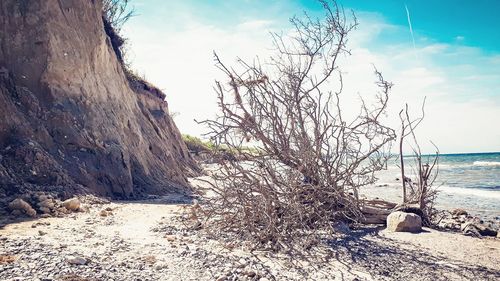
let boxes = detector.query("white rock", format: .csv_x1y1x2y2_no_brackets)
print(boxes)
66,256,87,265
62,198,80,211
386,211,422,233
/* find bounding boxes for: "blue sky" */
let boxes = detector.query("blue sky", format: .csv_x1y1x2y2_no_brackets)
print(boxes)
124,0,500,153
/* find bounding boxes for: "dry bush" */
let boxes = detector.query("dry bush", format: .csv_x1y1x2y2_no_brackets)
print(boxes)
102,0,134,34
398,101,440,225
198,0,396,251
102,0,135,64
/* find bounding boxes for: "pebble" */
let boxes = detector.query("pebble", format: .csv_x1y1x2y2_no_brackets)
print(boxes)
66,256,87,265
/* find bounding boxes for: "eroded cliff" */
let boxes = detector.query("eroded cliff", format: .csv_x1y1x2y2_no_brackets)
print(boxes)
0,0,197,199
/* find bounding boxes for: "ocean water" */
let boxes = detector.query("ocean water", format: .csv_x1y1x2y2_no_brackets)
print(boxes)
362,152,500,220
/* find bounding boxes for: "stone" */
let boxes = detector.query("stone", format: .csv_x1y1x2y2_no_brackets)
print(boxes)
386,211,422,233
62,198,80,212
38,199,55,209
165,235,176,242
332,221,350,234
11,209,23,216
66,256,87,265
8,198,37,217
39,207,51,214
462,222,497,237
452,208,468,217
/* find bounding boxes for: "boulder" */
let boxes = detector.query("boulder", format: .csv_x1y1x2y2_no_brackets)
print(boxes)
386,211,422,233
8,198,36,217
38,199,55,209
62,198,81,212
461,222,498,237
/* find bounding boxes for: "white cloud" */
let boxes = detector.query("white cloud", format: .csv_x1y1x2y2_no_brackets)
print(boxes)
123,10,500,154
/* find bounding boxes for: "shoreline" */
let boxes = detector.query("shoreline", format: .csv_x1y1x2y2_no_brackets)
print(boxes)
1,194,499,281
360,184,500,222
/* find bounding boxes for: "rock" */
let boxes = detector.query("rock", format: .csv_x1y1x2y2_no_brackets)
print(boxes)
39,207,51,214
474,224,497,237
462,222,481,237
386,211,422,233
62,198,80,211
11,209,23,216
462,222,497,237
38,199,55,209
332,221,350,234
165,235,176,242
393,204,424,218
452,208,468,217
66,256,87,265
155,262,168,270
8,198,37,217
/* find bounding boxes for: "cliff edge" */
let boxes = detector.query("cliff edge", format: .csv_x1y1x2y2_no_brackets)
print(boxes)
0,0,197,199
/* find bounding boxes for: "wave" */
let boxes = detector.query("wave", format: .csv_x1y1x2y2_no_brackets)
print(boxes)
473,161,500,167
387,161,500,170
439,185,500,199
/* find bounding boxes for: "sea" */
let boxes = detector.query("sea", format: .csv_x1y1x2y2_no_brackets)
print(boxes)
362,152,500,220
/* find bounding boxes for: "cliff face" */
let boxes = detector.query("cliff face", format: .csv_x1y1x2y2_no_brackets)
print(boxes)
0,0,197,198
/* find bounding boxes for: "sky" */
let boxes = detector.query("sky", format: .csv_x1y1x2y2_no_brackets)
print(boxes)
122,0,500,154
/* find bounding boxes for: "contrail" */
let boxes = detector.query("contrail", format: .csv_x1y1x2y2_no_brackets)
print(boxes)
405,4,417,59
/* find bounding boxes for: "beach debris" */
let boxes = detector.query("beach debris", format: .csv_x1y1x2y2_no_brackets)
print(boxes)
359,199,397,224
386,211,422,233
8,198,37,217
0,255,16,264
62,198,81,212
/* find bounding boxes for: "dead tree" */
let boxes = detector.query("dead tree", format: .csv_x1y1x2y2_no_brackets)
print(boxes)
199,0,396,250
398,100,439,225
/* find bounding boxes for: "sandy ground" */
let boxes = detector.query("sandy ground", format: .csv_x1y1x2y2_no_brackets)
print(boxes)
1,194,499,281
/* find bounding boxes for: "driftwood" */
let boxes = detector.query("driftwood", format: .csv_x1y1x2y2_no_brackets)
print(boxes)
360,199,398,224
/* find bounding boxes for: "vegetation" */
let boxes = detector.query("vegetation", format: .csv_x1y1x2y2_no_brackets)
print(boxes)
182,134,216,155
198,0,399,251
102,0,134,64
398,101,440,225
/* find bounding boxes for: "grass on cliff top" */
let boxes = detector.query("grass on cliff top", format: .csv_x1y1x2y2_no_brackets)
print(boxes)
182,134,261,157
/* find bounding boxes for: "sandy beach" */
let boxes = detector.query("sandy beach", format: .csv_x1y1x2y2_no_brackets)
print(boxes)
1,185,499,281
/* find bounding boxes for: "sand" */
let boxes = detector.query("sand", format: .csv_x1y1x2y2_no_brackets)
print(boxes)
1,193,499,281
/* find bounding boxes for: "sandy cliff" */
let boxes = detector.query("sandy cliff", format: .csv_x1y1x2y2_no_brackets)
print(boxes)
0,0,196,198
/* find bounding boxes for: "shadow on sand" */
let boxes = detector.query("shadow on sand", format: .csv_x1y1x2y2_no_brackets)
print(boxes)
322,226,500,280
